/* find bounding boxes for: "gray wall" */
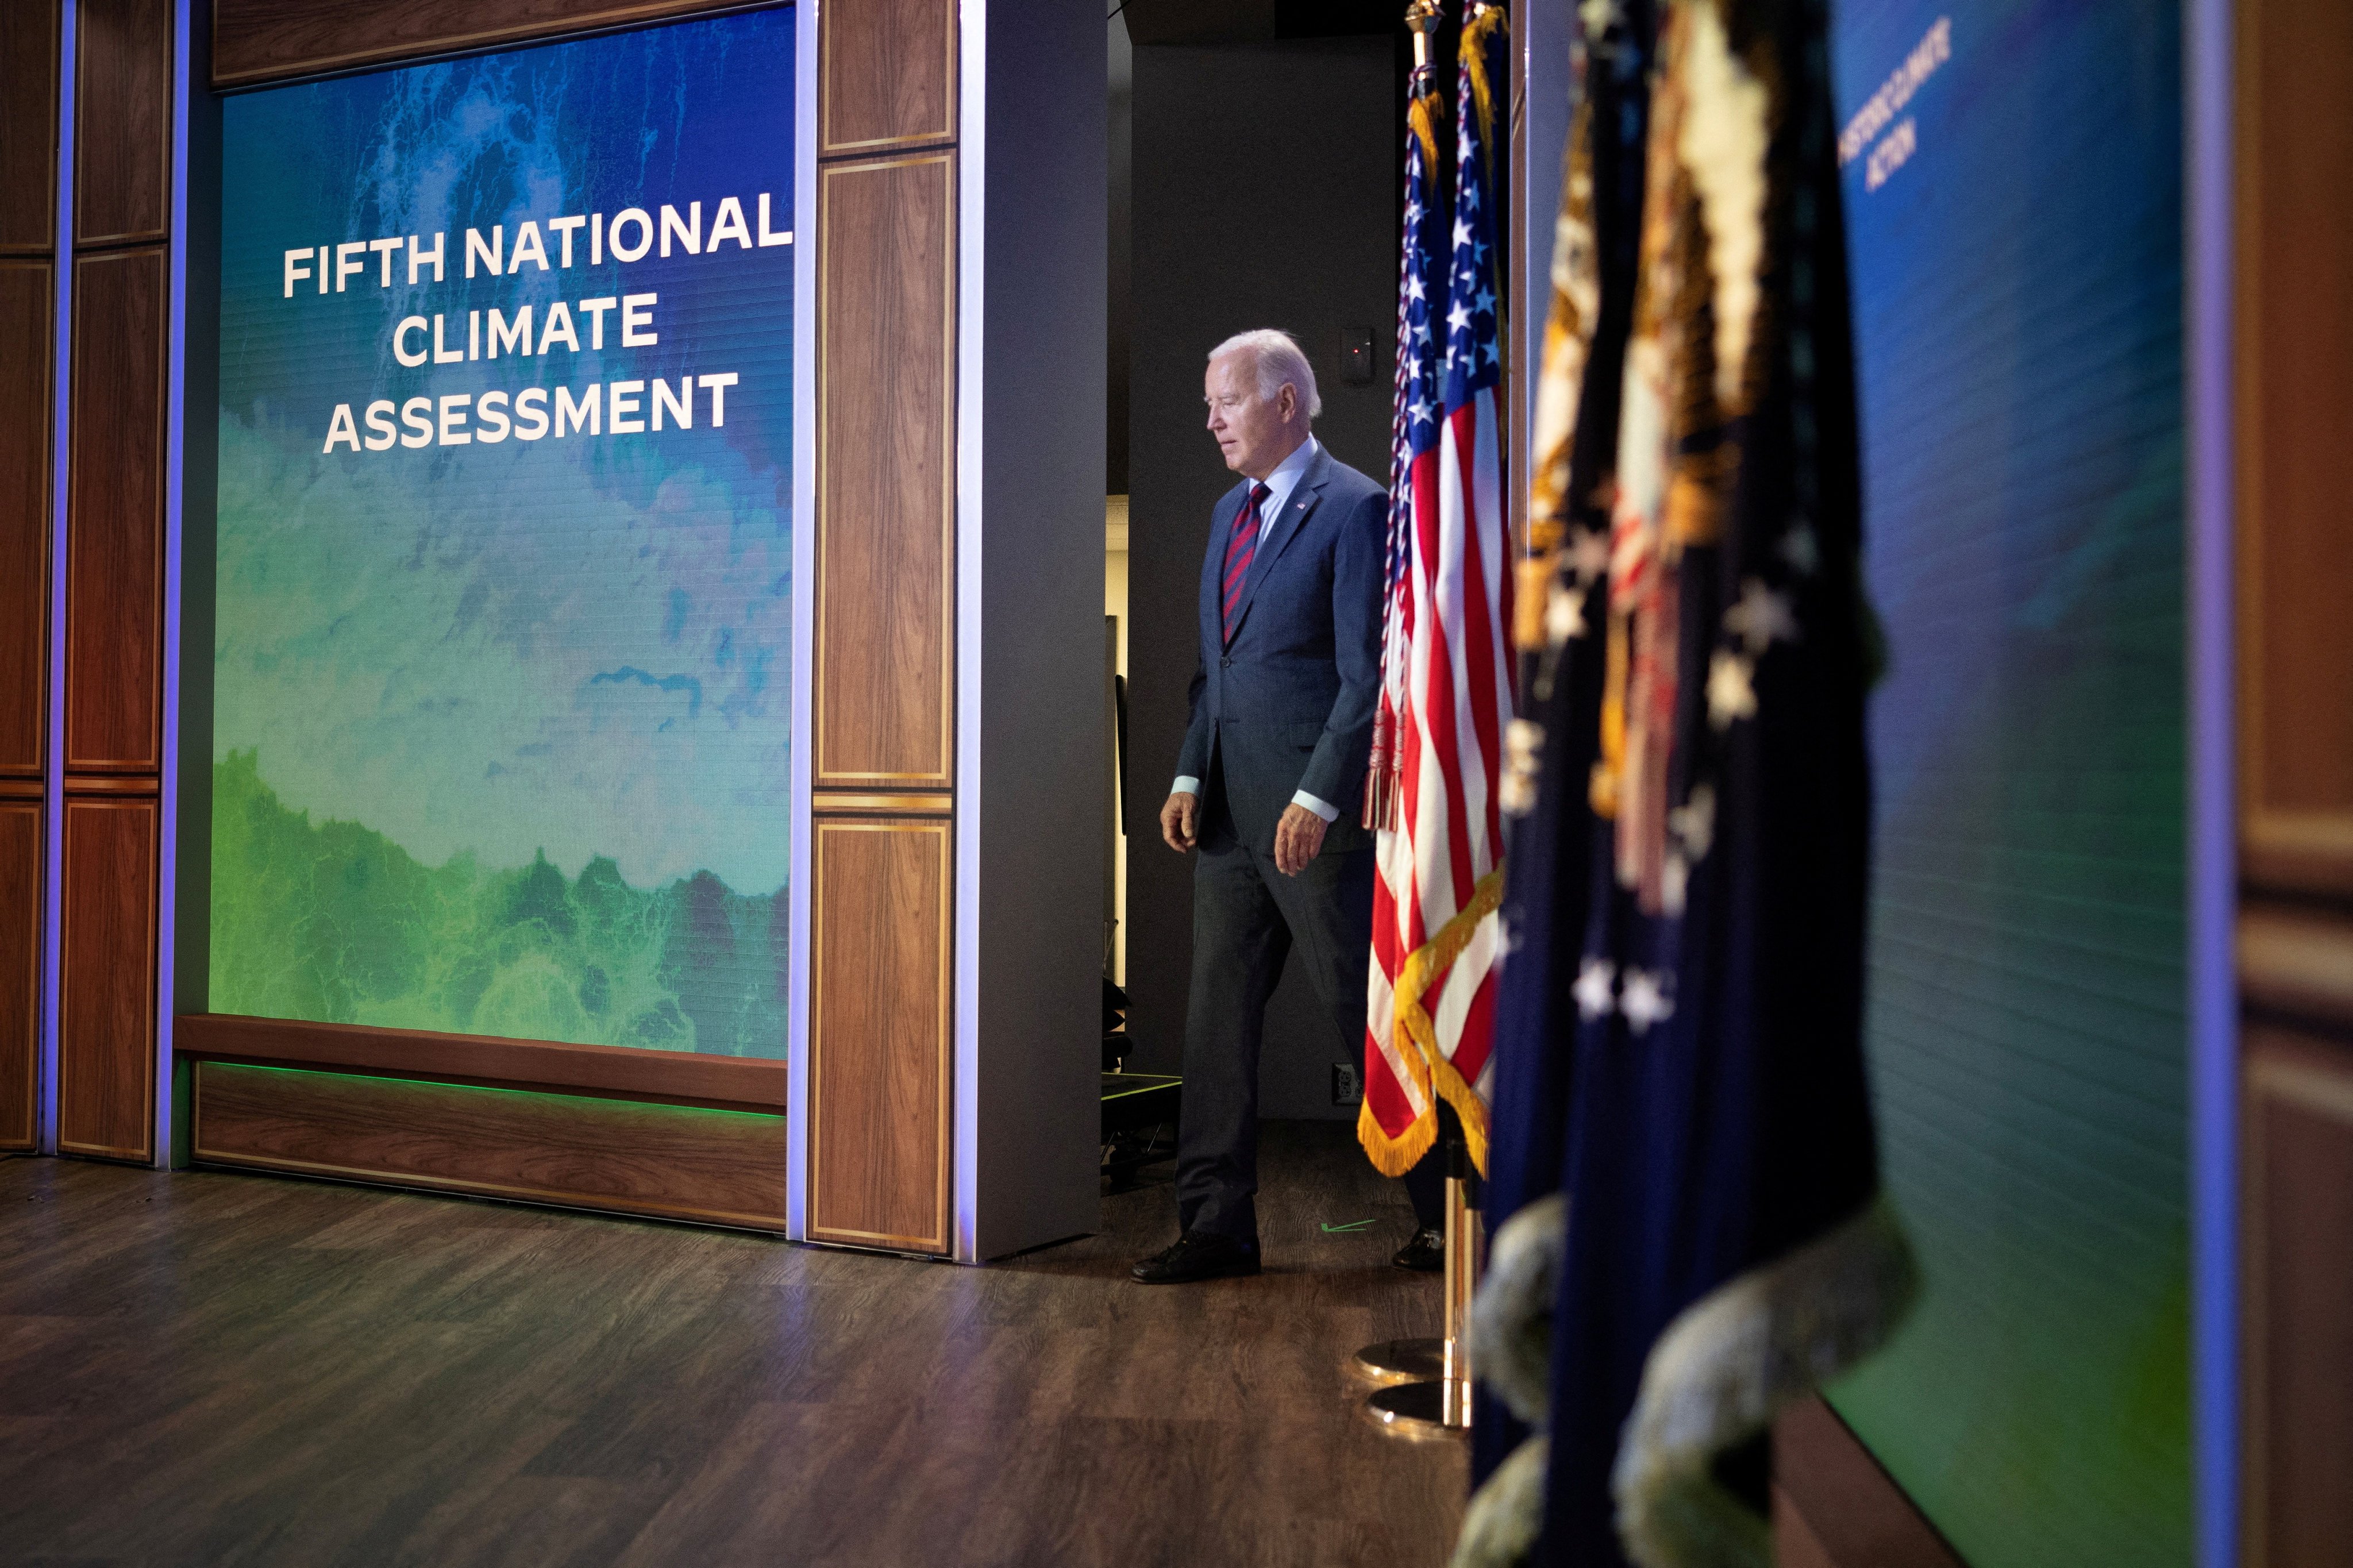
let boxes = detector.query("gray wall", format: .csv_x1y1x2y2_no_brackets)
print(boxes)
1123,36,1396,1120
1107,16,1133,494
973,0,1107,1256
1520,0,1571,469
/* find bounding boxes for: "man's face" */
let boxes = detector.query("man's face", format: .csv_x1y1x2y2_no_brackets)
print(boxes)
1204,353,1298,479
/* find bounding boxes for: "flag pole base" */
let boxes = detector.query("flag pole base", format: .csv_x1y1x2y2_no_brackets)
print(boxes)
1361,1377,1469,1440
1361,1170,1480,1438
1352,1336,1446,1384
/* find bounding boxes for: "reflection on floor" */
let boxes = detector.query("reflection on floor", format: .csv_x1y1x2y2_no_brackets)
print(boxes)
0,1120,1464,1567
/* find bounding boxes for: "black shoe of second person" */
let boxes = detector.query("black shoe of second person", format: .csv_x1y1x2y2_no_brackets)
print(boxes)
1130,1230,1262,1284
1392,1226,1445,1272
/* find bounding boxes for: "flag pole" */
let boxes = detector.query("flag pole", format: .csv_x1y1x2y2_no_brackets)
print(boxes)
1442,1142,1483,1424
1359,1123,1482,1437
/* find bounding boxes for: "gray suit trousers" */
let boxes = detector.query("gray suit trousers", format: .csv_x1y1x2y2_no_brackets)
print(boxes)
1176,780,1375,1244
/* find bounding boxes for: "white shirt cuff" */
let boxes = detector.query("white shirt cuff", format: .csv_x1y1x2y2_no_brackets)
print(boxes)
1172,779,1337,823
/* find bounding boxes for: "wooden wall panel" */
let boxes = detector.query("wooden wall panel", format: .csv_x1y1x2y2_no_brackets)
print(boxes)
65,246,165,774
73,0,172,248
808,818,949,1253
1773,1396,1965,1568
807,3,964,1255
0,800,38,1151
0,0,60,251
193,1062,788,1228
2236,7,2353,1551
0,3,52,1169
819,0,956,157
2238,0,2353,897
0,261,51,776
2243,1028,2353,1568
211,0,749,89
58,795,155,1161
815,152,954,788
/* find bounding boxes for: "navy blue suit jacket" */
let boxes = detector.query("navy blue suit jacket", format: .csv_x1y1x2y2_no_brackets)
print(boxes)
1177,442,1387,855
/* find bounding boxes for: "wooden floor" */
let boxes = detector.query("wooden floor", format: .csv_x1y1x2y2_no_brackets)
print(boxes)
0,1121,1465,1567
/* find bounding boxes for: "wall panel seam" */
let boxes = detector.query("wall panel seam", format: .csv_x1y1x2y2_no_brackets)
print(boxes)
71,232,171,253
816,135,956,166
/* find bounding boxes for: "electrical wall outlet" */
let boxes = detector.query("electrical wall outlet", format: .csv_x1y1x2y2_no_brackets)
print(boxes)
1332,1062,1364,1105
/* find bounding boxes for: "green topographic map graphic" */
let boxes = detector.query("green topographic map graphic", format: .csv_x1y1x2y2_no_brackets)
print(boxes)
209,751,788,1058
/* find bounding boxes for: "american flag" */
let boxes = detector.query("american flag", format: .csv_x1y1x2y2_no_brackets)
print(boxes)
1360,1,1514,1178
1359,51,1447,1176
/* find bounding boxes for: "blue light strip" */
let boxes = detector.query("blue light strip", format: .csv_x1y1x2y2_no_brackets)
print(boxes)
2186,0,2239,1560
951,0,988,1264
785,0,817,1241
37,0,78,1157
155,0,195,1168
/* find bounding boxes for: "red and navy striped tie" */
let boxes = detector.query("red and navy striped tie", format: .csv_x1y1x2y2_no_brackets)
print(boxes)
1222,483,1273,645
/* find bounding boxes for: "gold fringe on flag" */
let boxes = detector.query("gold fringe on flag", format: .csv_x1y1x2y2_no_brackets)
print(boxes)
1381,864,1507,1177
1356,1078,1439,1180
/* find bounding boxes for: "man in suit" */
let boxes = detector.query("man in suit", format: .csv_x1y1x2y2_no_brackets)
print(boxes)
1131,329,1434,1285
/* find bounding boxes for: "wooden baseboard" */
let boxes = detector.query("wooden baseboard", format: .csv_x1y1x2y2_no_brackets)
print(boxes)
1774,1395,1965,1568
191,1061,787,1231
175,1013,787,1114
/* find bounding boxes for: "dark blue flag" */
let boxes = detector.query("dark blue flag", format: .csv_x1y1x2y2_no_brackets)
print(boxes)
1470,0,1657,1496
1463,0,1917,1561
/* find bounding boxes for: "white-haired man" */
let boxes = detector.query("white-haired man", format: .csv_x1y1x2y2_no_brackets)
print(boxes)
1131,330,1395,1285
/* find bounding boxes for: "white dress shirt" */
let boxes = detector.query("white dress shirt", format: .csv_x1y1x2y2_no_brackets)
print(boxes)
1172,436,1342,824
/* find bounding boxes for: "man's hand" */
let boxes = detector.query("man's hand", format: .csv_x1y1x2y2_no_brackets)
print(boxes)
1273,803,1328,876
1161,791,1200,853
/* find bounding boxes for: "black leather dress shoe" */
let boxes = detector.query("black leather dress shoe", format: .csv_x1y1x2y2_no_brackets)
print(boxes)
1392,1226,1445,1272
1130,1230,1262,1284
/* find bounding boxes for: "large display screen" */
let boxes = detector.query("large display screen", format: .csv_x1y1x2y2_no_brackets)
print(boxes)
1828,5,2187,1565
211,9,796,1058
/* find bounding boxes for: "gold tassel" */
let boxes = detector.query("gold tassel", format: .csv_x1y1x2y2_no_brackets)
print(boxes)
1514,552,1557,652
1590,611,1629,819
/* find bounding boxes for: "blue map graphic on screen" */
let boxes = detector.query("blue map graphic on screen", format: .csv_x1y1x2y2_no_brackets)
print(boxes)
211,8,796,1058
